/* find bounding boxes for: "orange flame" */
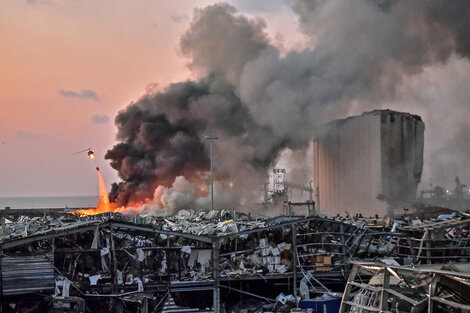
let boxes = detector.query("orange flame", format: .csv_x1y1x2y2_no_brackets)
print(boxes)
74,167,116,216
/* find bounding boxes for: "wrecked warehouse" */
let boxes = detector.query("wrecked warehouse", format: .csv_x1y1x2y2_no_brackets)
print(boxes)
2,206,470,312
0,207,415,312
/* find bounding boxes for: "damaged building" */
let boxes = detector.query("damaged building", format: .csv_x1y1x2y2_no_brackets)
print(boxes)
313,110,425,217
0,207,415,313
2,203,470,312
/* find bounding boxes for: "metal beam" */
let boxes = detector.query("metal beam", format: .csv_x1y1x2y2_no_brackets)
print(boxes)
169,280,215,292
292,224,298,300
384,288,426,306
339,264,359,313
1,224,100,250
349,261,470,280
428,278,437,313
212,240,220,313
110,224,117,293
430,296,470,310
380,268,390,312
406,237,417,263
54,245,212,253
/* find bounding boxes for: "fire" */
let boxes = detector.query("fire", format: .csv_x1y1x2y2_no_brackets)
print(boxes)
73,170,203,217
74,167,116,216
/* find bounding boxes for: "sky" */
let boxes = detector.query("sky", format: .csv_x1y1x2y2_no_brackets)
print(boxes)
0,0,298,197
1,0,469,201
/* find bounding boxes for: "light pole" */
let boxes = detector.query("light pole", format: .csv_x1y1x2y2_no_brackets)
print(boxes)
204,134,218,211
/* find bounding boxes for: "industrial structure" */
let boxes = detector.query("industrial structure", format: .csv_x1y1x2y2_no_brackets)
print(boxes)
259,169,314,216
313,110,425,217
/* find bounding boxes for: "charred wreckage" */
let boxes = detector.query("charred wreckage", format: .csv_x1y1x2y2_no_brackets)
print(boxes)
1,206,470,313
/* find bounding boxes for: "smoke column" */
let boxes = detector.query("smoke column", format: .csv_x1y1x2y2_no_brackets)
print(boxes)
106,1,470,214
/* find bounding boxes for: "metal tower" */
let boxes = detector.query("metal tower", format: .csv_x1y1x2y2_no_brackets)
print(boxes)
273,168,287,194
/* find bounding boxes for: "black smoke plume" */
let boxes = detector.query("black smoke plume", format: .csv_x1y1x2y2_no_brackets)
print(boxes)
106,1,470,211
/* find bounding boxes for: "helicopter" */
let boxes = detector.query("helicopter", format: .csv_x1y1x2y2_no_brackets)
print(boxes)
73,147,95,159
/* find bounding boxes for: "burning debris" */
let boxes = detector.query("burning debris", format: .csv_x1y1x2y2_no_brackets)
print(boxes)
74,167,116,216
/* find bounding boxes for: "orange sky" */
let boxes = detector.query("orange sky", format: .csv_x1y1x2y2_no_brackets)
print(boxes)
0,0,298,197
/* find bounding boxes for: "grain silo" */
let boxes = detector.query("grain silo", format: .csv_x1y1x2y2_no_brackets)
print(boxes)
313,110,424,217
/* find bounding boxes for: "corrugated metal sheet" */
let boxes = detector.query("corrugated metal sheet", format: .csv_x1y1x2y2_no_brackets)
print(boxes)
314,113,383,216
1,253,55,295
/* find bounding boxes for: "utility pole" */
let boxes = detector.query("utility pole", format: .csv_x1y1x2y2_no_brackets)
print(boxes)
204,135,218,211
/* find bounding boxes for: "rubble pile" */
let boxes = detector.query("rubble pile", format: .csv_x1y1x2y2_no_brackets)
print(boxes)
0,214,99,243
1,207,470,312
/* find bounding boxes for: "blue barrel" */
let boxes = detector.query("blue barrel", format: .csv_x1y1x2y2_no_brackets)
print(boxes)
298,298,341,313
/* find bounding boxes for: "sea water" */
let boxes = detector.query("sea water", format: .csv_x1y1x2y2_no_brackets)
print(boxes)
0,196,99,209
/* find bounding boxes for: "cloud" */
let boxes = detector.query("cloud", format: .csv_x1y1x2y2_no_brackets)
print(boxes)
91,114,109,124
59,89,100,101
170,14,190,24
16,130,42,140
231,0,287,13
25,0,50,6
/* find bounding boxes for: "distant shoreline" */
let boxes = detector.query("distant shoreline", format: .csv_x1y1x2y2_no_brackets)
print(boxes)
0,195,99,209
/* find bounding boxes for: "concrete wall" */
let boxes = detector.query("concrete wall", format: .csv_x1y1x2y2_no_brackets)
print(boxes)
313,110,424,217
